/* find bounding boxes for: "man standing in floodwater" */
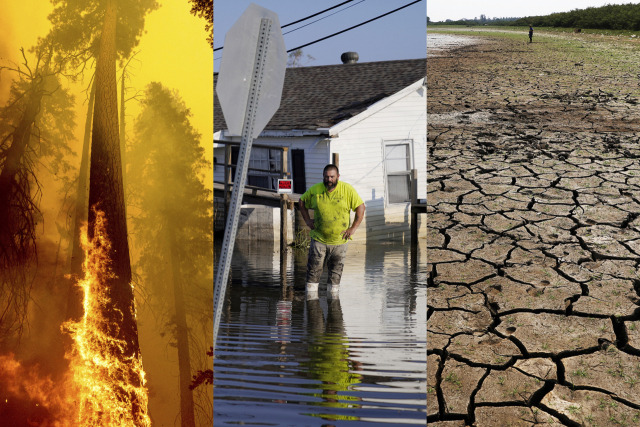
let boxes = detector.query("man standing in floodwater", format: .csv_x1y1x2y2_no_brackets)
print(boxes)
298,164,365,299
529,25,534,43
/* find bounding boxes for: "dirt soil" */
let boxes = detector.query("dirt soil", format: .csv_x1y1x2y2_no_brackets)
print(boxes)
427,32,640,426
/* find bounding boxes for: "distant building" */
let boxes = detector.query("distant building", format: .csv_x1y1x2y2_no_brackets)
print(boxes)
214,56,426,243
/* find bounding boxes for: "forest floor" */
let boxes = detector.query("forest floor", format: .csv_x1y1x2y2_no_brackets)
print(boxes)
427,29,640,425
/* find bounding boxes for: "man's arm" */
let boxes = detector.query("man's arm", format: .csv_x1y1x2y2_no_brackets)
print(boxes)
298,200,315,230
341,203,365,240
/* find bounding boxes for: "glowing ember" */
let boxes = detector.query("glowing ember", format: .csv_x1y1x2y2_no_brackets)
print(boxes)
63,209,150,426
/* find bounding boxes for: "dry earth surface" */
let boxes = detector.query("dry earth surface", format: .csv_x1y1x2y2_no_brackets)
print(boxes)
427,30,640,426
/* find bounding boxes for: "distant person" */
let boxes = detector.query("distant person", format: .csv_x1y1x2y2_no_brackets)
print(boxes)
298,164,365,298
529,25,534,43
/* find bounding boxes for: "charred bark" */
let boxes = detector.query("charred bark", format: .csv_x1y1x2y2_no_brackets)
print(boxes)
66,77,95,321
88,0,139,359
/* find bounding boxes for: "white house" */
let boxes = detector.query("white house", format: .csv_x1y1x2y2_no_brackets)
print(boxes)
214,56,426,243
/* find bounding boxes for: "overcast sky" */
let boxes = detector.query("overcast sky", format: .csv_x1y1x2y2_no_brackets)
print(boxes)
427,0,639,22
214,0,426,71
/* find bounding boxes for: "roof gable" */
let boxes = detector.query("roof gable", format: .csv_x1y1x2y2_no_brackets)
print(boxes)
214,58,426,133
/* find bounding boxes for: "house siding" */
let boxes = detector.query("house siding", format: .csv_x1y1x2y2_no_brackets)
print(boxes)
328,84,426,243
214,81,426,244
214,136,329,193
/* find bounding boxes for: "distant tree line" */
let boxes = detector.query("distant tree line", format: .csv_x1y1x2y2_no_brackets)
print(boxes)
430,3,640,31
428,15,519,26
512,3,640,30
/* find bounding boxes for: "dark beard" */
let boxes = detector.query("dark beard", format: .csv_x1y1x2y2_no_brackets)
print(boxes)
324,181,336,190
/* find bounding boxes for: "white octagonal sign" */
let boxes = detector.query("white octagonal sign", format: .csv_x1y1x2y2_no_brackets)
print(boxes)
216,3,287,139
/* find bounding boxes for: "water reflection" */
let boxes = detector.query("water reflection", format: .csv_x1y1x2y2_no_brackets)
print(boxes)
214,239,426,425
304,298,362,422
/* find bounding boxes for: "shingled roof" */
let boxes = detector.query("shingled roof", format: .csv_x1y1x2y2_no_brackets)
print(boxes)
214,58,426,133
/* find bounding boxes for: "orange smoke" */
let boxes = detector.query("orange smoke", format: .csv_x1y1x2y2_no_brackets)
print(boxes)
0,353,75,426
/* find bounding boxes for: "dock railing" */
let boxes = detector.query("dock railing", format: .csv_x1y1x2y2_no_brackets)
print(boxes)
214,140,294,251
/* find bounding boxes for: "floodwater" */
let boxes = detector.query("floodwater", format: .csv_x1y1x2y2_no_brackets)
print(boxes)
213,238,427,425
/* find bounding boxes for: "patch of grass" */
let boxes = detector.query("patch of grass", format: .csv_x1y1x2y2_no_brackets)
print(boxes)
567,405,581,414
444,372,462,387
573,369,589,378
291,229,311,249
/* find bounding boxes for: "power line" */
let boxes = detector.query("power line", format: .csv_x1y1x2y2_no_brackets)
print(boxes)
286,0,423,53
214,0,423,62
282,0,366,36
282,0,357,28
214,0,358,52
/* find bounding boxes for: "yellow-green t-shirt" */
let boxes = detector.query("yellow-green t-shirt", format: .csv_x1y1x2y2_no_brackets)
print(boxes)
300,181,364,245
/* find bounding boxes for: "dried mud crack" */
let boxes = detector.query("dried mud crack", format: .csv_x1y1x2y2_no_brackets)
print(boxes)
427,33,640,426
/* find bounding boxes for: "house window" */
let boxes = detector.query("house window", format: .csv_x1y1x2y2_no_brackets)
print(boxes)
247,147,282,190
384,141,412,203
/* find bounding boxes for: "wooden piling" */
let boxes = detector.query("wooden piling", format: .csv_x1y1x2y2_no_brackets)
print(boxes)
410,169,418,252
280,148,290,285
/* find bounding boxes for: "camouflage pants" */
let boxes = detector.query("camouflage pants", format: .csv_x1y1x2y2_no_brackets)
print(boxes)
306,239,348,286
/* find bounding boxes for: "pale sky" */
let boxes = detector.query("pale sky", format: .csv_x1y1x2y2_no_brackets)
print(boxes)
1,0,213,183
427,0,639,22
215,0,426,71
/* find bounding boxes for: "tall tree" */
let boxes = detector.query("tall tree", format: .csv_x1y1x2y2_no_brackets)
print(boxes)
86,0,136,353
0,46,76,340
46,1,157,422
127,82,213,427
46,1,158,324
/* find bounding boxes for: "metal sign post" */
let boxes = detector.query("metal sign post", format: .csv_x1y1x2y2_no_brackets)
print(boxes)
214,4,286,351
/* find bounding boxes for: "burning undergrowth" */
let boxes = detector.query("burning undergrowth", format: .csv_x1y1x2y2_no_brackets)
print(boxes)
1,209,150,426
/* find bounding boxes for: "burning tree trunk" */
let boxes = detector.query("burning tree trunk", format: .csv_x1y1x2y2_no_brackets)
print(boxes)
81,0,147,422
88,0,138,355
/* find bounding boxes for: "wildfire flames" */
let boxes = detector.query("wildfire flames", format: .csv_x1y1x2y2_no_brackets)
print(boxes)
63,209,150,425
1,209,150,426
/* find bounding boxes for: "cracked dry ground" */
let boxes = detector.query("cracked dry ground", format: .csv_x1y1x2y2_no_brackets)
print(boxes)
427,35,640,426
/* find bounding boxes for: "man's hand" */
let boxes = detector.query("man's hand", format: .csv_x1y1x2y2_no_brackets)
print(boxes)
341,226,356,240
299,200,314,230
341,203,365,241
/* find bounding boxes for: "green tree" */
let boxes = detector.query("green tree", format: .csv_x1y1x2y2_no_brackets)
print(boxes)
127,82,213,427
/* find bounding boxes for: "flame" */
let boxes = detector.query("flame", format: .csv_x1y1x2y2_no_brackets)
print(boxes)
62,209,150,426
0,209,149,425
